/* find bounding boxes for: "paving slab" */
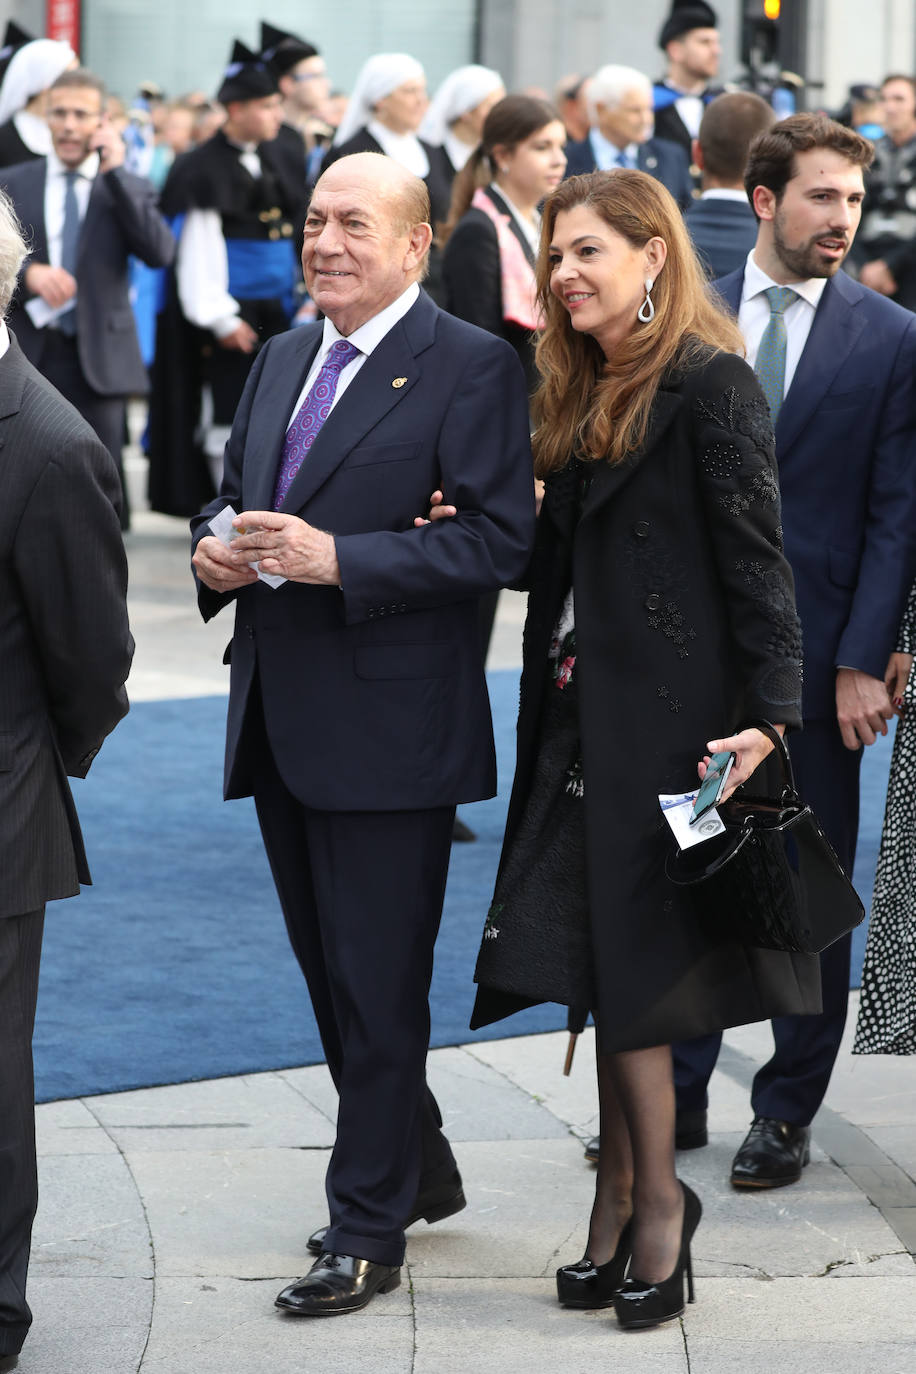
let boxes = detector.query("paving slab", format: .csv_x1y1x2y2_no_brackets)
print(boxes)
19,1277,151,1374
681,1275,916,1340
31,1152,152,1279
35,1097,119,1157
426,1045,569,1141
141,1277,413,1374
686,1338,916,1374
85,1071,336,1152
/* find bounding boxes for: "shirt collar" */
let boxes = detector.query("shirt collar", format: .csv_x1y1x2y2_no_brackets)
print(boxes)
0,319,9,362
589,126,635,166
321,281,420,356
742,248,828,311
701,188,750,203
47,146,99,180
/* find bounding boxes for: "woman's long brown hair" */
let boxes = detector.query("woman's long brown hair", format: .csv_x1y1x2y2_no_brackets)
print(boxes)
532,170,744,476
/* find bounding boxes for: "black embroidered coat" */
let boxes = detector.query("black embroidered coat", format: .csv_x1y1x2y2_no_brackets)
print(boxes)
472,348,822,1049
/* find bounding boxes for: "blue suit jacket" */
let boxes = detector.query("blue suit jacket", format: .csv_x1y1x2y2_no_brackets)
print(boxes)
685,197,757,280
717,266,916,719
192,291,536,809
564,134,693,210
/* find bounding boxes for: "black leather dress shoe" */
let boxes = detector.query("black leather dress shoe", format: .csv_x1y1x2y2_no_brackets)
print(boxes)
276,1253,401,1316
451,817,477,842
730,1117,811,1189
306,1172,466,1255
583,1136,600,1163
0,1354,19,1372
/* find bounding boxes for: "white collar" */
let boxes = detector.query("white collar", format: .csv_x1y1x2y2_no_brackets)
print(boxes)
0,319,9,361
589,127,637,165
701,188,750,203
443,127,474,171
742,249,828,311
47,145,99,180
321,281,420,355
367,119,429,177
13,109,51,155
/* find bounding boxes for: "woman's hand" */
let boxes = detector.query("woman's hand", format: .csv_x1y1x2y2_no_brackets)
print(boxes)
885,651,913,714
413,489,457,527
698,725,785,802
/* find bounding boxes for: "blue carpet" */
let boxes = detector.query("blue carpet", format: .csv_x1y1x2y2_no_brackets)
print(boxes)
34,674,892,1103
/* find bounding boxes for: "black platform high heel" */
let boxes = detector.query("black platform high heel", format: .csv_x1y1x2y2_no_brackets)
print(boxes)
556,1219,633,1309
612,1182,702,1330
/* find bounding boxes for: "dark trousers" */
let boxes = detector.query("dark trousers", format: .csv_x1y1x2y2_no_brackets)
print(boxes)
251,730,458,1267
0,909,44,1358
673,719,863,1127
39,332,129,528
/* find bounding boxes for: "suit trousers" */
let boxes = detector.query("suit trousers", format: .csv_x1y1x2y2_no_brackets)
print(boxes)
673,719,863,1126
249,698,458,1267
0,908,44,1358
38,332,129,529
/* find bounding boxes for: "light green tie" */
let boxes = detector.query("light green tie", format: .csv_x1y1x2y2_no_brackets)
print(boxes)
754,286,798,422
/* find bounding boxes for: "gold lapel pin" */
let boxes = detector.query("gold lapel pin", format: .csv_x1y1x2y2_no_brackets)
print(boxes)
392,376,408,389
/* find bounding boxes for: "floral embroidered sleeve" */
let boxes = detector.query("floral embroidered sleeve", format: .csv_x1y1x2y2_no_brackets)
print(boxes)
690,351,804,727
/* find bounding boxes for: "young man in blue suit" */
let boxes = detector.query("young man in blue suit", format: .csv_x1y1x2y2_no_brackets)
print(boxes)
564,64,693,210
192,152,535,1316
673,114,916,1187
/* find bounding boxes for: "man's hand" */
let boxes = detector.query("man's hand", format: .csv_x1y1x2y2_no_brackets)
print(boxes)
90,117,125,171
699,725,784,801
860,259,898,296
218,320,259,353
24,262,77,308
413,489,457,527
836,666,894,748
885,651,913,714
192,534,258,592
230,511,340,584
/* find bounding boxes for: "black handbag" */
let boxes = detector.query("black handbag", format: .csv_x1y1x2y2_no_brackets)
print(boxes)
665,720,865,955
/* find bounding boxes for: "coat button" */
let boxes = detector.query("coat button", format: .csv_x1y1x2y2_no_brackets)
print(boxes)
368,608,376,618
634,521,650,538
398,603,407,612
645,594,660,611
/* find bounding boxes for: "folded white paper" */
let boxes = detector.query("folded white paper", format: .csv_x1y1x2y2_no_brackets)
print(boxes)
659,790,726,850
207,504,287,589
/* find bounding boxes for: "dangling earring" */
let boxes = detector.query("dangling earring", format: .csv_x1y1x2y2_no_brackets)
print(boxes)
638,277,655,323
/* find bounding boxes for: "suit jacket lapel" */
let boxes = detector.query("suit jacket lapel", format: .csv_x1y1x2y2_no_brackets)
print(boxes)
245,328,323,510
0,338,27,457
486,186,537,270
580,389,682,523
775,273,866,454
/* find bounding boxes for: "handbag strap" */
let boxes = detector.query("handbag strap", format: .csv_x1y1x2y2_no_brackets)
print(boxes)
736,717,798,804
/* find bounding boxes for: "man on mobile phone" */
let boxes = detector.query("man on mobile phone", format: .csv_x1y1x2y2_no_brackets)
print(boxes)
0,66,174,528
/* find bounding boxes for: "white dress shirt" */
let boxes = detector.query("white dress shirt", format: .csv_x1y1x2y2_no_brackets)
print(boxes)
287,282,420,429
44,147,98,269
738,249,827,398
588,127,638,170
674,93,704,140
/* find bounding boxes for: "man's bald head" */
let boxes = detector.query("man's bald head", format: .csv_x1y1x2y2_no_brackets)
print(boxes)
303,152,433,334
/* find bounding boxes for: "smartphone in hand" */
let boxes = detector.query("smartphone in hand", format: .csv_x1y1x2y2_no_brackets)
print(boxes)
690,749,736,825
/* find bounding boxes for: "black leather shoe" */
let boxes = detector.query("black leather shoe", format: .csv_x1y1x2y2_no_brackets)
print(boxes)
583,1136,600,1163
730,1117,810,1189
452,817,476,842
675,1108,708,1151
276,1253,401,1316
0,1355,19,1372
306,1172,466,1255
613,1182,702,1330
556,1220,632,1308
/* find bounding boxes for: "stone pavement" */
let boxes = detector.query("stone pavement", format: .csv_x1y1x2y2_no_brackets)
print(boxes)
18,509,916,1373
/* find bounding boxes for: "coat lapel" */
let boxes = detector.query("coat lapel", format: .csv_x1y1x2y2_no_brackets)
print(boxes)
245,328,323,511
579,389,683,524
774,273,866,455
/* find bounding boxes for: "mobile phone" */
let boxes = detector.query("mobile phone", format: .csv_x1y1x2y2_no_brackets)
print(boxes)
690,750,736,825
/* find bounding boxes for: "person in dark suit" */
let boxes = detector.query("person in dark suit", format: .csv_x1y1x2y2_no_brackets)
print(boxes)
1,66,174,528
470,168,813,1329
685,91,774,278
673,113,916,1188
652,0,722,163
564,64,693,210
0,189,133,1373
191,151,535,1318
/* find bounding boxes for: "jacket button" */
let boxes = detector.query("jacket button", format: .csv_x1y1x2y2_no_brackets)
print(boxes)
368,608,376,618
645,594,660,611
245,625,254,639
398,603,407,612
634,521,649,538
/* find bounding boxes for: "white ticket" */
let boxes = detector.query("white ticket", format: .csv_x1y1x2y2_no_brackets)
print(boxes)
207,504,286,589
659,790,726,850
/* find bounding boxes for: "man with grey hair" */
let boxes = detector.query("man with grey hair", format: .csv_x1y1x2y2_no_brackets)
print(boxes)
0,189,133,1371
564,63,693,208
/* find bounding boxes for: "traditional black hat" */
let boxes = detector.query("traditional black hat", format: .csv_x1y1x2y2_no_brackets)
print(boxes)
658,0,718,49
0,21,34,87
259,21,319,78
217,39,278,105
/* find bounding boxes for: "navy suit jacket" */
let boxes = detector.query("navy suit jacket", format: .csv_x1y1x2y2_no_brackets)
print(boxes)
717,266,916,719
192,290,536,810
685,196,757,280
1,158,174,396
564,134,693,209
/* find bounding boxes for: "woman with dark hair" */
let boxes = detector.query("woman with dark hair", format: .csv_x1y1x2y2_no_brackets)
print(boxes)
440,95,567,392
469,169,820,1328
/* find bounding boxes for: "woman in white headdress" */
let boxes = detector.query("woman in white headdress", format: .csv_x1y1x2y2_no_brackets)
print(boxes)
0,36,78,167
421,64,505,187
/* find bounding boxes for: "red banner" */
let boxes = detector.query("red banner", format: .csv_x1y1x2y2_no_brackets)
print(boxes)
46,0,81,52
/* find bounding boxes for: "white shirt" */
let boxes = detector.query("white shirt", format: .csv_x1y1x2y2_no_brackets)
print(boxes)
674,93,704,140
0,319,9,360
367,119,429,178
588,127,638,171
287,282,421,428
14,109,52,156
489,183,540,256
443,128,474,173
45,147,98,269
700,188,750,203
738,249,827,397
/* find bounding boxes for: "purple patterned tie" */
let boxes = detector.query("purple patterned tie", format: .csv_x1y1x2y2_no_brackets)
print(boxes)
272,338,360,509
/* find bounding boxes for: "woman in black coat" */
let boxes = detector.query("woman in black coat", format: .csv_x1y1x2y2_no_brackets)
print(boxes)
440,94,567,393
470,170,819,1329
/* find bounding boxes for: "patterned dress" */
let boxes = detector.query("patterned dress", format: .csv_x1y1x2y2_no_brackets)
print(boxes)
854,580,916,1054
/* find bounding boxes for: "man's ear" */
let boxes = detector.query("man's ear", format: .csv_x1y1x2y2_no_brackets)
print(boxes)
752,185,777,221
406,221,433,269
691,138,704,171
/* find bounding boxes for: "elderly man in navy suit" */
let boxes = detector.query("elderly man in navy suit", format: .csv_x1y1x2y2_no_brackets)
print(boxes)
563,63,693,209
192,152,535,1317
673,114,916,1187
